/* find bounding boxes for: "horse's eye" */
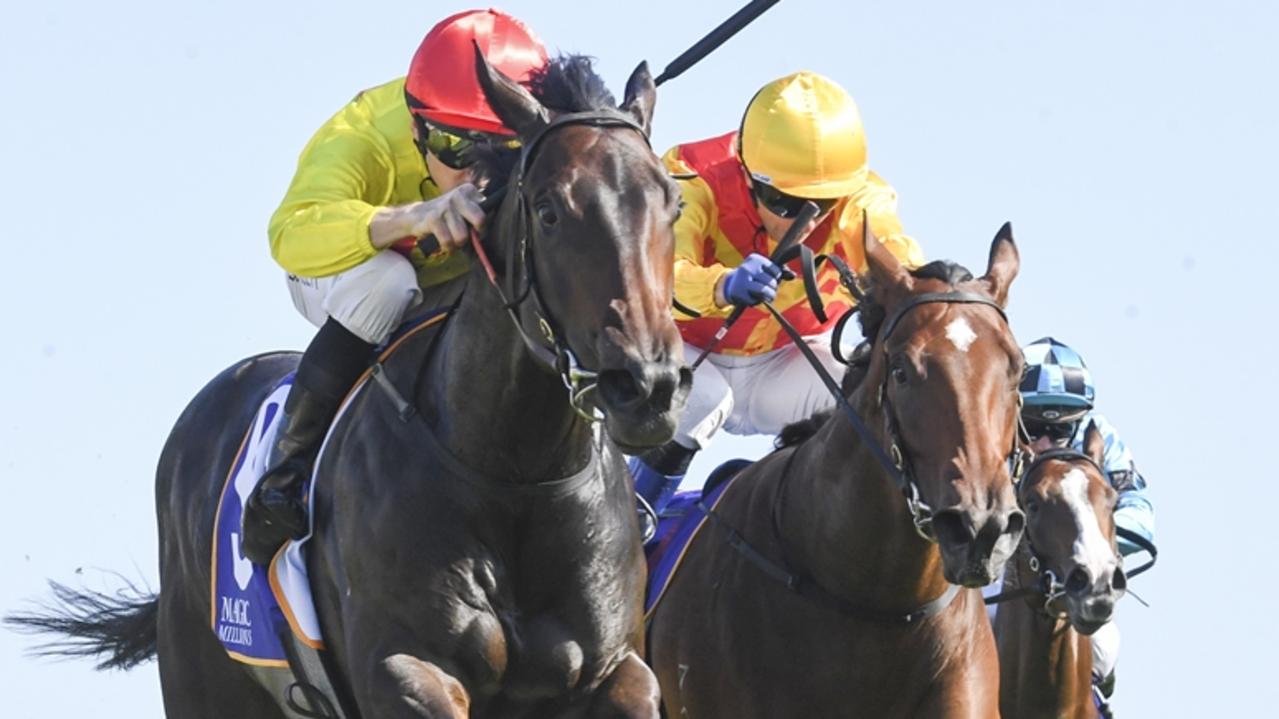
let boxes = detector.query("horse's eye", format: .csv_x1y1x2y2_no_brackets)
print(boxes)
536,203,558,226
1025,498,1041,515
891,361,909,384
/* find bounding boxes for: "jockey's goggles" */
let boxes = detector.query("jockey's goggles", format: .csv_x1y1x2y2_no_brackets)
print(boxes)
750,181,839,219
418,119,521,170
1023,418,1080,444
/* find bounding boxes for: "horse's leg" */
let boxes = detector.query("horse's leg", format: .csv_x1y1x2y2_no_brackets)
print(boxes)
338,618,474,719
909,647,1001,719
353,653,470,718
584,651,661,719
156,590,285,718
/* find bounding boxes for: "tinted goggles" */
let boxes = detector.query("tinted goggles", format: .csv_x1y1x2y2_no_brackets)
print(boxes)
417,120,521,170
751,182,839,219
1023,418,1080,444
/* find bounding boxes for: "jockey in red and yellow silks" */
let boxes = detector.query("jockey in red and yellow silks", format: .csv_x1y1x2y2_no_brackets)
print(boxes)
663,133,922,355
632,72,924,529
242,10,548,565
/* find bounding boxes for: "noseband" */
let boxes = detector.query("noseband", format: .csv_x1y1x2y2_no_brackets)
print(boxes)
984,448,1156,612
1007,448,1106,614
473,111,651,421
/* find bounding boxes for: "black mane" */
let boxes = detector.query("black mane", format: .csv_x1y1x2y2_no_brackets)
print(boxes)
529,54,617,113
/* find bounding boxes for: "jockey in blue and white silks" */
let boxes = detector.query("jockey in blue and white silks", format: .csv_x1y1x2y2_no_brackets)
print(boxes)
1019,336,1155,555
1015,336,1156,715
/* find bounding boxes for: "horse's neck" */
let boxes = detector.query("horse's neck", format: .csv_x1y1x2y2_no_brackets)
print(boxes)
778,384,951,611
996,548,1095,718
421,271,594,481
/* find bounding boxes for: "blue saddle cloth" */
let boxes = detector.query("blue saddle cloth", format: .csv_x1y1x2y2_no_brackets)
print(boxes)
210,307,454,666
644,459,751,618
211,374,296,665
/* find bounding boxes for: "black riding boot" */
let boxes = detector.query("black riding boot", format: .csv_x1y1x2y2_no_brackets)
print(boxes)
241,318,376,565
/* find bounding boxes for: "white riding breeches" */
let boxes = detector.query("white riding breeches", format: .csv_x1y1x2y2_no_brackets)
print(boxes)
675,333,843,449
285,250,423,345
1090,620,1120,681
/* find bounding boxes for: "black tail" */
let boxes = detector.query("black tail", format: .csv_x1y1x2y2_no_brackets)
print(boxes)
4,579,159,670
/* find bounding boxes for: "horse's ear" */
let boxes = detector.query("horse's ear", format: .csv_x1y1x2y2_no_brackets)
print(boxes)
621,61,656,136
1083,420,1106,468
473,42,549,138
862,210,913,300
979,222,1019,307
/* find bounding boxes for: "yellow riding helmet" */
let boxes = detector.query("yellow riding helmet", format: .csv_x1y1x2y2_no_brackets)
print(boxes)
738,71,869,199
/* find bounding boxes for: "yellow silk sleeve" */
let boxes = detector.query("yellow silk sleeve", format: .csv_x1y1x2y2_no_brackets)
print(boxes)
664,147,733,318
268,117,397,278
862,174,925,269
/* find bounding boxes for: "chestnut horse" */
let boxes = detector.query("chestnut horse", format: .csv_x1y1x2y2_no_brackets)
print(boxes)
9,53,690,717
993,424,1126,719
648,225,1027,717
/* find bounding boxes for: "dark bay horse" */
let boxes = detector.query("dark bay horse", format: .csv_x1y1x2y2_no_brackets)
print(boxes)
11,52,691,718
648,225,1027,718
994,423,1125,719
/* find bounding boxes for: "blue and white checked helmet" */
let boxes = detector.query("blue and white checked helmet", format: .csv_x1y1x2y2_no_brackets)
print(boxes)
1020,337,1095,422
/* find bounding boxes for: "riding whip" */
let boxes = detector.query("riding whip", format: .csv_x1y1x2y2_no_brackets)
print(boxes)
416,187,506,256
654,0,783,86
690,199,821,369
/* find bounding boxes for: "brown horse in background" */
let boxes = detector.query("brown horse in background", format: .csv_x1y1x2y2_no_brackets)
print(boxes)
994,423,1126,719
648,224,1027,718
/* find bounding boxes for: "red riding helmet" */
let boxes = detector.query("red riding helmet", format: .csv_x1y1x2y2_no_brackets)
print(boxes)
405,9,548,136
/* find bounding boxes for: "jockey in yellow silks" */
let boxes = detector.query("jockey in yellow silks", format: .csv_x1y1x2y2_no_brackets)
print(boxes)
632,71,925,518
242,10,548,565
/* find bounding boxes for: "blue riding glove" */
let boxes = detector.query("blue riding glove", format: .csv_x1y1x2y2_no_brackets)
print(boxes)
721,253,783,306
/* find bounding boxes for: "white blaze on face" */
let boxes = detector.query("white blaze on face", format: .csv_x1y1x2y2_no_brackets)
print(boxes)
945,318,978,352
1060,467,1115,579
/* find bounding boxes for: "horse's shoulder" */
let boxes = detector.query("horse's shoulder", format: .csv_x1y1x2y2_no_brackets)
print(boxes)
225,351,302,384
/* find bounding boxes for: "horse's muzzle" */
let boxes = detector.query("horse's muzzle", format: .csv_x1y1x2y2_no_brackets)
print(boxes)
596,357,692,450
1064,563,1126,634
932,505,1026,587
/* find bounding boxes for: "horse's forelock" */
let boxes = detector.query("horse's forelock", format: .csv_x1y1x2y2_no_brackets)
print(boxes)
530,54,618,113
856,260,979,339
910,260,975,287
471,54,655,269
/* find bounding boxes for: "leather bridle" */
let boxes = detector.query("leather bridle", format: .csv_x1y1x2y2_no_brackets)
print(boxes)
469,111,651,421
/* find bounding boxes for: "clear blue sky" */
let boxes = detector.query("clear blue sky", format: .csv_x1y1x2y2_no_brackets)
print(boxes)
2,1,1273,715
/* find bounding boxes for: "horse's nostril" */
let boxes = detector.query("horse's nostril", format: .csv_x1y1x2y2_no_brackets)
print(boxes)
598,369,642,406
598,362,686,411
1111,567,1127,592
1005,510,1025,537
1065,567,1091,595
931,511,974,547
